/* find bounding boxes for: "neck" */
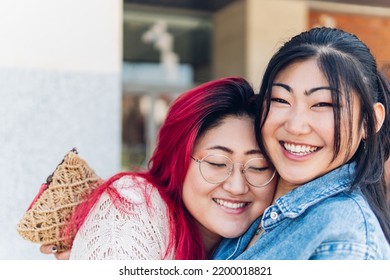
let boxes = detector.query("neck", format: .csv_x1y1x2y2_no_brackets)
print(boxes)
273,179,299,201
204,237,221,258
196,224,222,258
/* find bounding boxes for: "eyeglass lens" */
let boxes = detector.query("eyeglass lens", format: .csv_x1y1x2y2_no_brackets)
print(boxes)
199,154,274,187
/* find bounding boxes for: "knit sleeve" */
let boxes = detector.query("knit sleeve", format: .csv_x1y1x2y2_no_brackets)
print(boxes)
69,175,172,260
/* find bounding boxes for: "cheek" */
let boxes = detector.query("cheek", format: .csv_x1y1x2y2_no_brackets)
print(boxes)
262,107,282,134
182,169,212,222
320,117,336,144
182,167,197,200
260,121,275,150
182,165,206,205
337,119,363,158
253,179,276,205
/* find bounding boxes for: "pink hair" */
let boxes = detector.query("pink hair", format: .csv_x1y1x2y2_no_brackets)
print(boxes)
63,76,255,259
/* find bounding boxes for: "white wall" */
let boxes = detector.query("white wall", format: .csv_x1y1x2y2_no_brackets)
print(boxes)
0,0,122,259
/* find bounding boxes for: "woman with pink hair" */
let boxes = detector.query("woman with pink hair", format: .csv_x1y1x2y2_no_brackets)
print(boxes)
42,76,276,260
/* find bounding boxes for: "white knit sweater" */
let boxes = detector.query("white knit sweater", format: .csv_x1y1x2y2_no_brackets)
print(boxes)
70,175,172,260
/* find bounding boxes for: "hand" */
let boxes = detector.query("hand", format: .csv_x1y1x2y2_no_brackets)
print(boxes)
40,245,71,260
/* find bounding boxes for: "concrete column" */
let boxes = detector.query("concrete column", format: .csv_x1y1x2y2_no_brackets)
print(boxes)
0,0,122,259
213,0,247,80
213,0,307,89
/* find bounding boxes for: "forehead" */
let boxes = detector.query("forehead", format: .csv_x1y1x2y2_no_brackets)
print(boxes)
274,59,329,88
273,58,362,103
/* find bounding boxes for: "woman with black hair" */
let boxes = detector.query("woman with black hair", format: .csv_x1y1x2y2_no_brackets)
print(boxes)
214,27,390,260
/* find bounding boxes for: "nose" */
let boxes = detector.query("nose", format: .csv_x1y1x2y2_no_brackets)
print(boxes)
221,164,249,195
283,105,311,135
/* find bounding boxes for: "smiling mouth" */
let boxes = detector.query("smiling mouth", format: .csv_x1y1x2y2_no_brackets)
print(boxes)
282,141,320,156
213,198,249,209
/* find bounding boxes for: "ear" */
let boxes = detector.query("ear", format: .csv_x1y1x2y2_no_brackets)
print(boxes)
373,102,385,133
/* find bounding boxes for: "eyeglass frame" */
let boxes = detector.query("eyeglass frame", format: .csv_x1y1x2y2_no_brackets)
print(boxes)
190,154,276,188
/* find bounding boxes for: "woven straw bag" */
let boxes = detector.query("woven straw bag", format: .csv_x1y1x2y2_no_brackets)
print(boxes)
16,148,101,252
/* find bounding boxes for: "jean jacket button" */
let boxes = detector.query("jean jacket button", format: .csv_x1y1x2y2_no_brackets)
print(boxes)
270,211,278,220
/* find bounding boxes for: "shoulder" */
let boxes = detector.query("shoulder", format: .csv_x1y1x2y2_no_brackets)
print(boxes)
310,189,371,221
71,174,171,260
303,189,373,232
306,189,389,259
110,174,162,204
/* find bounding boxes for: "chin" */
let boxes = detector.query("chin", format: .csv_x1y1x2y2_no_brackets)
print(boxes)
220,228,247,238
281,172,314,185
222,233,242,238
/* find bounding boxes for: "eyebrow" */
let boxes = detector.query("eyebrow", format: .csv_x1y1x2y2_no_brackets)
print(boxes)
272,83,335,96
206,145,263,156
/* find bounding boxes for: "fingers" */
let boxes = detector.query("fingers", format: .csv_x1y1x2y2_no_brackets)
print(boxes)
40,245,71,260
40,244,55,254
55,250,71,260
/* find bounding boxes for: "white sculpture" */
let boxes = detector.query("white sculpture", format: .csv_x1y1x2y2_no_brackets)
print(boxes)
142,20,179,83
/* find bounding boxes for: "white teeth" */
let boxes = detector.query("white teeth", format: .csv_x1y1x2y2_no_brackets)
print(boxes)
214,198,247,209
283,142,318,156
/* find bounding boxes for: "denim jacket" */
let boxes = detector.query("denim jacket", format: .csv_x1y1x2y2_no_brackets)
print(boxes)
213,163,390,260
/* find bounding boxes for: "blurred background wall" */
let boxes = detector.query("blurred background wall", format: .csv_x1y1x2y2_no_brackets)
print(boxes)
121,0,390,167
1,0,389,259
0,0,122,259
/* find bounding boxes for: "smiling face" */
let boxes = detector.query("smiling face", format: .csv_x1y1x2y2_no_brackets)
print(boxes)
261,58,364,197
182,115,276,250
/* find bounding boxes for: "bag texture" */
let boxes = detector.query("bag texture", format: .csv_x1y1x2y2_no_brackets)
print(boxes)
16,148,101,252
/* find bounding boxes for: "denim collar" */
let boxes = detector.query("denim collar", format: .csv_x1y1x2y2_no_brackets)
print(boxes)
213,162,358,260
262,162,356,228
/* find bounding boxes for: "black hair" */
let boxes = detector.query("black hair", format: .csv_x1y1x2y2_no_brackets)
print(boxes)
255,27,390,243
197,77,256,140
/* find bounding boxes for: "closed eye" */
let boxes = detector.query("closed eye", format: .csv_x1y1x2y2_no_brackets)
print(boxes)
312,102,334,108
271,98,289,104
246,166,270,173
205,161,227,168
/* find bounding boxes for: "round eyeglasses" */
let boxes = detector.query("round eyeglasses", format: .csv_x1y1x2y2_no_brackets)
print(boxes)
191,154,276,188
